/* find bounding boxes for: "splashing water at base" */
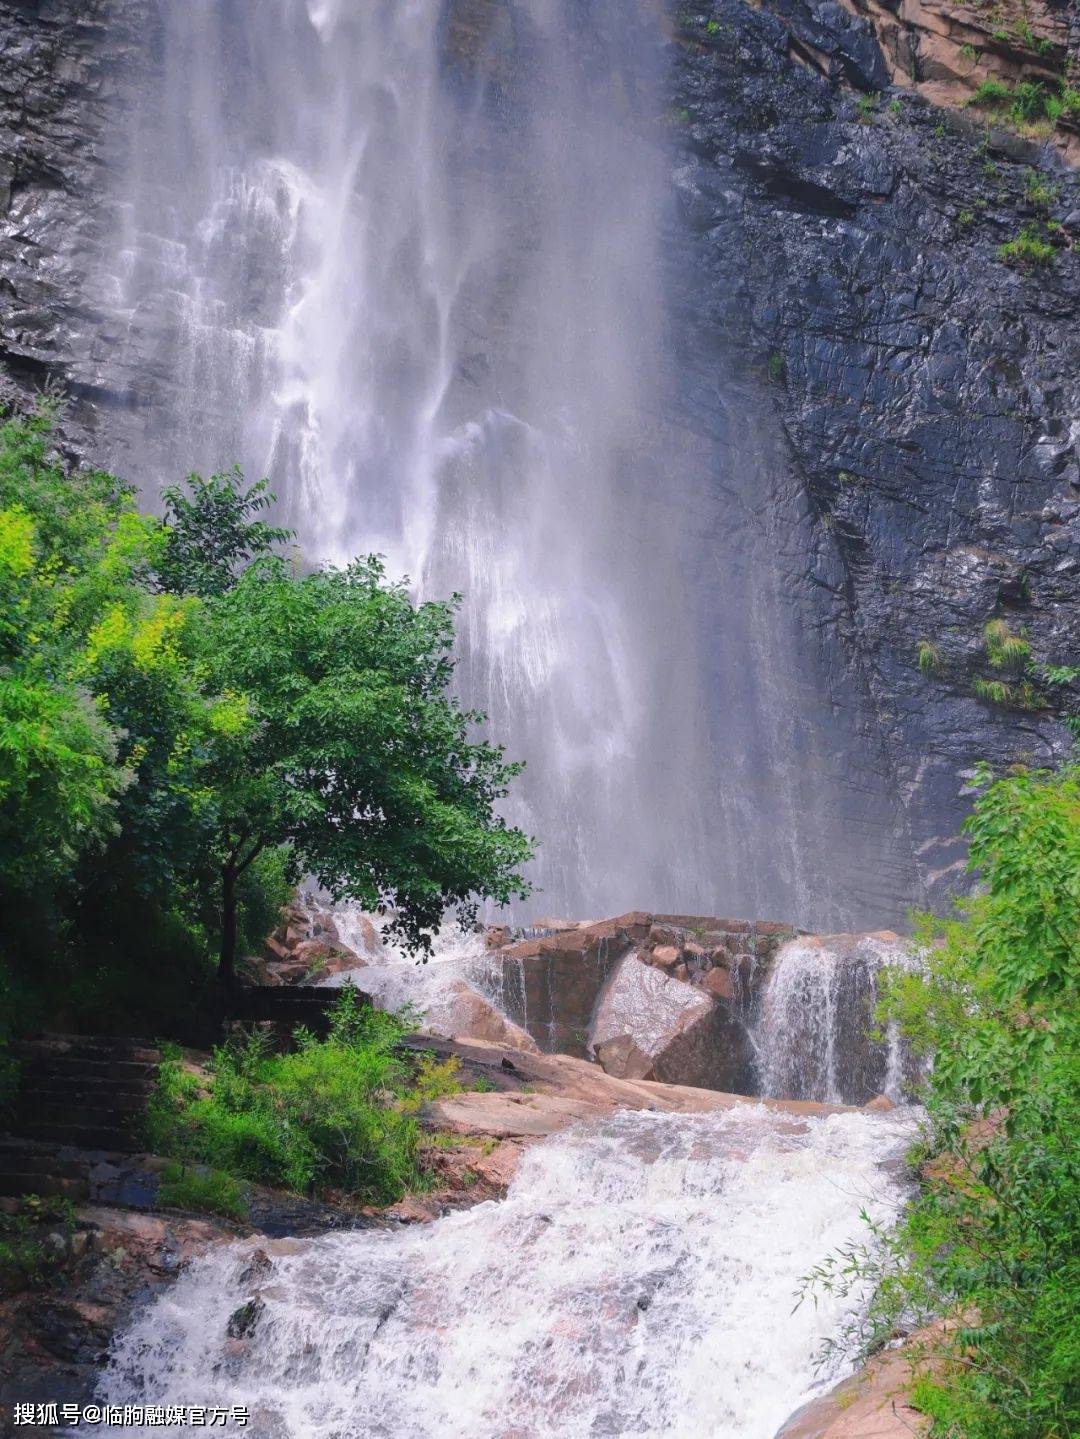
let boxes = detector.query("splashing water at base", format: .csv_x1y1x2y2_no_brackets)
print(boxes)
319,908,507,1038
756,935,920,1106
97,1105,913,1439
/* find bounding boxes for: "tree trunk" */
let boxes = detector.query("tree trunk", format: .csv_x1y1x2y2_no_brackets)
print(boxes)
219,864,238,987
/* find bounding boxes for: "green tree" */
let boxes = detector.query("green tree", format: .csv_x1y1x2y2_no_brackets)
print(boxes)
155,468,293,598
0,413,532,1033
812,763,1080,1439
191,553,534,982
0,407,145,901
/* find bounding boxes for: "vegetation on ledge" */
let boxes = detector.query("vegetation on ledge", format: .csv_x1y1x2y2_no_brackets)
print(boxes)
145,988,466,1207
808,762,1080,1439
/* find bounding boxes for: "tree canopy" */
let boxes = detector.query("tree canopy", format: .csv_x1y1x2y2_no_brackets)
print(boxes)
0,405,533,1026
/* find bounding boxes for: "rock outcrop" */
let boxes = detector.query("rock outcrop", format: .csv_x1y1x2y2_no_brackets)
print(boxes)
776,1341,928,1438
591,953,756,1091
488,912,797,1086
244,901,372,987
435,979,539,1053
0,0,1076,924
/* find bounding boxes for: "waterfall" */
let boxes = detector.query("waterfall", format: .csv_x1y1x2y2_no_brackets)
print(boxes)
755,935,919,1106
91,0,920,930
95,1105,913,1438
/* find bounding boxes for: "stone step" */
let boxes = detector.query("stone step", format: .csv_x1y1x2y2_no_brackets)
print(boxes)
0,1142,90,1178
17,1042,160,1064
16,1056,159,1081
13,1119,140,1151
13,1100,148,1128
26,1079,153,1104
16,1036,160,1064
0,1171,90,1200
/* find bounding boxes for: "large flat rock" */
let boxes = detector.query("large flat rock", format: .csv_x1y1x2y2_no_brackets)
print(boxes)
425,1041,862,1143
776,1345,927,1439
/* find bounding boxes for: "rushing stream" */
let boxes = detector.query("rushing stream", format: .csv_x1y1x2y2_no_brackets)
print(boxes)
98,1105,913,1438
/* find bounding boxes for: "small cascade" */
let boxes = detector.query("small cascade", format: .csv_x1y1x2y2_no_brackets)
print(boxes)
755,934,919,1105
96,1105,914,1438
321,908,507,1039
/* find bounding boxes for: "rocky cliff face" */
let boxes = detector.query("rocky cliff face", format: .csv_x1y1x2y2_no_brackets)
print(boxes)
0,0,148,432
668,0,1080,899
0,0,1077,912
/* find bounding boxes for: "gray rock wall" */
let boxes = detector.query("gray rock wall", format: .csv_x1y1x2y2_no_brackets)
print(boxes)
0,0,148,438
668,1,1079,902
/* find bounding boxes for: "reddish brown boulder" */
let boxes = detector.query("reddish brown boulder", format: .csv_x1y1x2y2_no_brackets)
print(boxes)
439,980,539,1052
700,967,735,1001
492,915,649,1054
291,938,366,977
589,954,756,1092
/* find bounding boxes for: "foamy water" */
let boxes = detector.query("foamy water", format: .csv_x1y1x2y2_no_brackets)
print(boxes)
96,1104,913,1438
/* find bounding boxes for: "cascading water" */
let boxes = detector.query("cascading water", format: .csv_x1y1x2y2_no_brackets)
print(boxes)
324,908,510,1039
96,1106,913,1438
755,935,919,1105
92,0,920,929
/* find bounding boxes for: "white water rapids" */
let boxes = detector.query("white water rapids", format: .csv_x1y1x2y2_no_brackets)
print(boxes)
97,1105,913,1438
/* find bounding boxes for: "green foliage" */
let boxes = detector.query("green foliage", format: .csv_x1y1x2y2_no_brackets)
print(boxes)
973,675,1012,704
967,73,1080,136
0,406,532,1038
0,1195,76,1291
1035,663,1080,688
917,640,944,675
0,408,140,897
1023,168,1058,212
983,617,1030,668
998,224,1055,269
158,1161,249,1219
146,990,440,1203
969,77,1012,110
855,94,879,122
155,469,294,599
810,765,1080,1439
196,551,533,968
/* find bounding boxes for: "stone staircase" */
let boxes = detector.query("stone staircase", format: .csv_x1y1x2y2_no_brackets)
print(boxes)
2,1034,161,1161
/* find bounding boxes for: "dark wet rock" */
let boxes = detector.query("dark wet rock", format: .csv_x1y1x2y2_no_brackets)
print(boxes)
669,0,1080,908
236,1248,273,1288
225,1295,264,1339
0,1206,233,1419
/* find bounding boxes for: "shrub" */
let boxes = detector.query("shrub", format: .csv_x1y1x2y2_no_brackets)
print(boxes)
808,764,1080,1439
968,77,1075,131
1023,169,1058,211
158,1162,249,1220
973,676,1012,704
983,617,1030,668
968,77,1012,110
916,640,944,674
145,989,447,1204
997,225,1055,269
